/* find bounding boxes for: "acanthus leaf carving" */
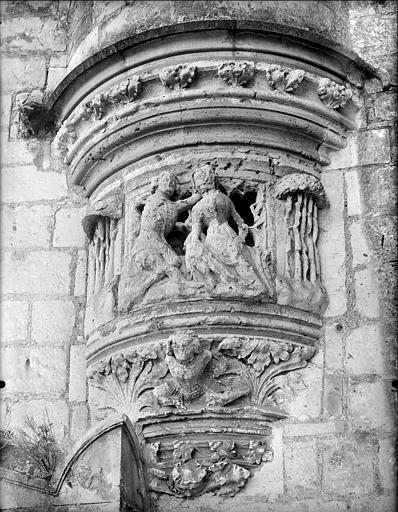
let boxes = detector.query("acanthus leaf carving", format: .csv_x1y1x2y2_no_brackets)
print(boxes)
264,64,305,93
317,77,353,109
218,61,256,87
159,64,197,89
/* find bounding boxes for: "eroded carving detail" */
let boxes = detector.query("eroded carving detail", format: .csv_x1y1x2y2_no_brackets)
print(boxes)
88,344,161,420
119,171,202,311
185,165,275,300
264,64,305,93
159,65,197,89
275,173,328,313
54,76,142,160
148,437,271,497
153,330,212,408
317,78,353,109
218,61,255,87
83,196,123,331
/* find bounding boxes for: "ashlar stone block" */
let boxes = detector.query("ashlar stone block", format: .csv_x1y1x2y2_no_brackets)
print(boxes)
2,166,68,203
32,300,75,346
1,250,72,295
322,438,377,496
345,324,384,375
54,207,86,248
0,301,29,343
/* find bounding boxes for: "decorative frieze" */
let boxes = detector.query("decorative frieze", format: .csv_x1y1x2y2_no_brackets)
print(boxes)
317,78,353,109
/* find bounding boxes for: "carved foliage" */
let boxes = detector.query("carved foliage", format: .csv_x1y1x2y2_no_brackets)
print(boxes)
159,65,197,89
149,438,272,497
54,76,142,159
88,331,315,419
88,344,161,420
218,61,255,87
216,337,315,406
317,78,353,109
265,64,305,93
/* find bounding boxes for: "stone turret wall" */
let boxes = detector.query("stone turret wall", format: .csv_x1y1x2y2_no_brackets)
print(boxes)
0,2,396,511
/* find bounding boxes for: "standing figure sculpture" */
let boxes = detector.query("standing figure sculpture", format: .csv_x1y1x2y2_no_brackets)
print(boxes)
119,170,201,310
184,165,274,298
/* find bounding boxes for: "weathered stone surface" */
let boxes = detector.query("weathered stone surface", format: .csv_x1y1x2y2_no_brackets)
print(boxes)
1,346,67,394
2,166,68,203
319,172,346,316
0,57,47,93
378,436,397,492
349,220,371,267
347,379,396,431
70,403,89,443
1,251,72,295
323,373,343,418
322,438,377,496
345,324,384,375
74,250,87,296
32,300,75,346
1,204,53,248
54,207,86,248
284,440,319,496
324,323,344,371
354,267,381,318
0,301,29,343
345,170,363,216
68,344,87,402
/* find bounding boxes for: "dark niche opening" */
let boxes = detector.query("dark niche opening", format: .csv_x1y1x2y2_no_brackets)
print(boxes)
166,209,189,256
229,190,257,247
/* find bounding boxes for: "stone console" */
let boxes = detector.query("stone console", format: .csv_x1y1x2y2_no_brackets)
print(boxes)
19,16,372,510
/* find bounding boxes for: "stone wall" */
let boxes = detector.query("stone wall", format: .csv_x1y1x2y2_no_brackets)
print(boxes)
0,2,396,511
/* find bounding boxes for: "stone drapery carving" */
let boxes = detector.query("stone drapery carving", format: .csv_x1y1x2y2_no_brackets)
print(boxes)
275,173,328,313
317,78,353,109
159,64,197,89
185,165,275,300
218,61,256,87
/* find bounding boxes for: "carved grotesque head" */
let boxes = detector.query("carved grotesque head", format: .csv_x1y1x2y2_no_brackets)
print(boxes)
170,329,202,364
151,170,180,198
192,164,217,194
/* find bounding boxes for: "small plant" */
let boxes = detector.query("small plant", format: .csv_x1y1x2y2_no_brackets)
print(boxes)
0,426,15,451
17,411,61,481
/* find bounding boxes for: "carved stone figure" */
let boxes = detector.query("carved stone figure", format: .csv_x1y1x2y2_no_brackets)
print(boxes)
153,330,212,407
119,171,201,310
184,165,274,299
